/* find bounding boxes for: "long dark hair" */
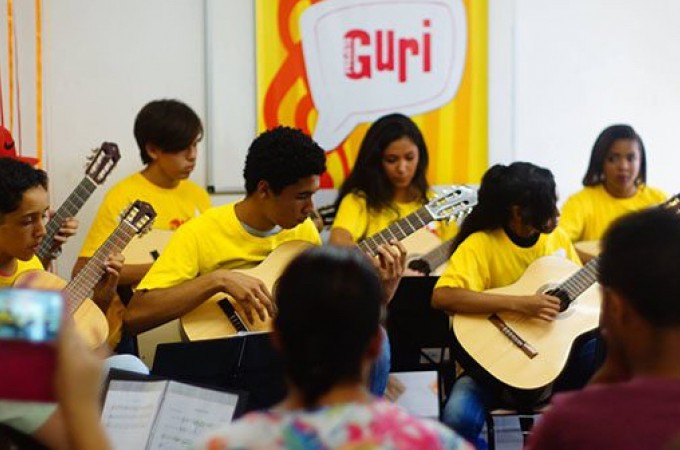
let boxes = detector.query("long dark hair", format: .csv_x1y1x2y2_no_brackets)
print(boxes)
582,124,647,186
273,246,384,408
452,162,558,252
334,113,429,212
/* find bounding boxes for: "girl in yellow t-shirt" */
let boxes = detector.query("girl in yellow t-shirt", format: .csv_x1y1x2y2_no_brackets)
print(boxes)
330,113,456,250
560,124,667,243
432,162,598,450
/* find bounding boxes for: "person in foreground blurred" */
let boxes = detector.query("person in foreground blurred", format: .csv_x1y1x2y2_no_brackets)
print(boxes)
194,246,471,450
526,208,680,450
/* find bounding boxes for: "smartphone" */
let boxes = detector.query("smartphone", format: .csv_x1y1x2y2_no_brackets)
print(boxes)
0,288,64,402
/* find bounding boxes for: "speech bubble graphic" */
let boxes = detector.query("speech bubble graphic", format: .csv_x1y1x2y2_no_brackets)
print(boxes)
300,0,467,151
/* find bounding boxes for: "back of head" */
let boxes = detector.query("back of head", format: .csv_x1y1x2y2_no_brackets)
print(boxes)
0,157,48,218
134,99,203,164
243,126,326,195
582,124,647,186
274,246,384,407
452,161,557,250
599,206,680,327
336,113,429,211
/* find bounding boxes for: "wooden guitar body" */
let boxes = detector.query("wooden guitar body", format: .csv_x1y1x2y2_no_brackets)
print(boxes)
122,229,174,265
574,240,600,264
14,270,108,348
181,240,314,341
452,256,601,390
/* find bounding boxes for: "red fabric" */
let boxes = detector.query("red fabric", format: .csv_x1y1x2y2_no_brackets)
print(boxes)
0,340,56,402
0,125,38,165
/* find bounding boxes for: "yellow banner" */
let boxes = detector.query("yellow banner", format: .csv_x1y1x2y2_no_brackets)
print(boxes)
256,0,487,188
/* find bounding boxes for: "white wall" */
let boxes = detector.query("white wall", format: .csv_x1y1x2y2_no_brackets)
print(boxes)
7,0,680,278
512,0,680,201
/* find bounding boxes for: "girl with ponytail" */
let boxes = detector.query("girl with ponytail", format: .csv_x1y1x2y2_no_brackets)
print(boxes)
432,162,599,450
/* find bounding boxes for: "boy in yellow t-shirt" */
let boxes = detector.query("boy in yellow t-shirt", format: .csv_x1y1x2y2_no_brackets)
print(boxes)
432,162,598,450
72,99,211,348
0,157,138,450
127,127,405,402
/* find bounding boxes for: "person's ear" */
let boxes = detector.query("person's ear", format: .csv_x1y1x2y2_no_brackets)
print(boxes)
256,180,271,199
271,328,283,352
145,144,160,162
365,328,383,361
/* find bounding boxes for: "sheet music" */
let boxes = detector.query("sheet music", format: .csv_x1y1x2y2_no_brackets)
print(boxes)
147,381,239,450
101,380,166,450
392,371,439,419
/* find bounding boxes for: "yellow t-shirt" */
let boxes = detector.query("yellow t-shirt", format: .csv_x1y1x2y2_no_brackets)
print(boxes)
0,256,43,287
79,172,211,257
560,184,667,242
331,191,458,243
136,202,322,291
436,227,580,292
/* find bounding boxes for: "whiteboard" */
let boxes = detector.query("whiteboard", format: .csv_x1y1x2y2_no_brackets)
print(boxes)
205,0,256,194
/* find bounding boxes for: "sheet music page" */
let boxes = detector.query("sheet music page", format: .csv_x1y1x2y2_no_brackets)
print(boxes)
101,380,166,450
392,371,439,419
147,381,239,450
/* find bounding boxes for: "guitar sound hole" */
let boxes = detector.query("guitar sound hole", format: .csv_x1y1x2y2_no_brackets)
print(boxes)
546,288,571,312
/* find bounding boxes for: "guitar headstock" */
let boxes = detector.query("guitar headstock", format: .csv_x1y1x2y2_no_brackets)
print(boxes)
85,142,121,184
426,185,478,222
661,194,680,216
121,200,157,236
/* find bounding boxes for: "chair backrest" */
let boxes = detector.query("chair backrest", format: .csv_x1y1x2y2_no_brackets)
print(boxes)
386,276,451,371
152,333,285,415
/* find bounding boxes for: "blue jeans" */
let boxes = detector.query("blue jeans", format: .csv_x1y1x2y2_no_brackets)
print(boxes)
369,326,391,396
443,334,600,449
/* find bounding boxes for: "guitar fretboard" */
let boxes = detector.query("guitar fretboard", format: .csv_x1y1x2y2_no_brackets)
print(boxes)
557,258,600,305
421,238,456,272
358,206,434,256
65,220,138,315
36,176,98,260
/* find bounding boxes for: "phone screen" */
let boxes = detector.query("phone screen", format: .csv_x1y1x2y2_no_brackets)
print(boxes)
0,288,64,402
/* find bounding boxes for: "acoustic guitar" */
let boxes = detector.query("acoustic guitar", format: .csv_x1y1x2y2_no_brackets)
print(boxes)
452,194,680,390
15,201,156,348
181,186,478,341
574,240,600,264
407,236,456,276
36,142,120,262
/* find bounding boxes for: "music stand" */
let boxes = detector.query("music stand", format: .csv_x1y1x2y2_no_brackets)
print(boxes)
152,333,285,416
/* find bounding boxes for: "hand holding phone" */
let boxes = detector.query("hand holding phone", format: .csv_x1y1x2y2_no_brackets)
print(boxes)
0,288,63,402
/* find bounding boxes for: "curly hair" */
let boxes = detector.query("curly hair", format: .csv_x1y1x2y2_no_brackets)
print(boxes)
134,99,203,164
582,124,647,186
452,162,558,252
600,207,680,327
335,113,429,212
274,245,384,408
0,157,48,217
243,126,326,195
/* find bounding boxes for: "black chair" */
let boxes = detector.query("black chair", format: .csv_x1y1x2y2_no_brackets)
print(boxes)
152,333,285,416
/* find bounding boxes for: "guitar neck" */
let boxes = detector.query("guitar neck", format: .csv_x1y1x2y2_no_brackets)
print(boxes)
557,257,600,305
36,176,98,260
358,206,434,256
64,221,137,315
420,237,456,271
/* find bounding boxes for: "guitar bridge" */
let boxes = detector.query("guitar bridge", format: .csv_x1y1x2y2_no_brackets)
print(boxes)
217,298,248,332
489,314,538,358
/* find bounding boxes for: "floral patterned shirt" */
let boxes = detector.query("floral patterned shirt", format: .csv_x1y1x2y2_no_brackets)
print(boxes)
193,400,471,450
